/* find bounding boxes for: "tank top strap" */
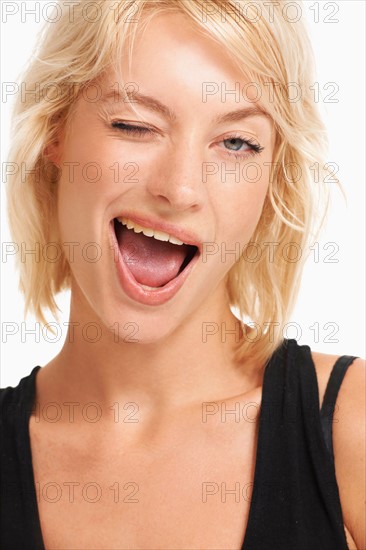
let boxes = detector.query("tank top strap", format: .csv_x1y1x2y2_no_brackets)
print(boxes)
242,338,352,549
319,355,359,462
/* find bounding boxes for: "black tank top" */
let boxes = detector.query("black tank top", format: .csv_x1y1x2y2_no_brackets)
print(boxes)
0,338,358,549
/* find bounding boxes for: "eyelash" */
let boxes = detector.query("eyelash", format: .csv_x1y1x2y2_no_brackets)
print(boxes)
110,121,264,160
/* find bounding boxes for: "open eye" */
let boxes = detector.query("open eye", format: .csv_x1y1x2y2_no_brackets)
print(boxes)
218,135,264,160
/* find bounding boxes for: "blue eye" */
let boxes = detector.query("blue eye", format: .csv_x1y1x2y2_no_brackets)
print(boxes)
221,136,264,158
224,137,247,151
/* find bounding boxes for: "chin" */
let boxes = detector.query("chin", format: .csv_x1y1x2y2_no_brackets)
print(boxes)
102,311,177,346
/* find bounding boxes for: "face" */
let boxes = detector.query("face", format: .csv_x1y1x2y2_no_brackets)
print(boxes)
53,12,275,343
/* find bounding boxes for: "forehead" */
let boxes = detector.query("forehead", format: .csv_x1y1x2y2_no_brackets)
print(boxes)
119,11,245,81
87,12,268,117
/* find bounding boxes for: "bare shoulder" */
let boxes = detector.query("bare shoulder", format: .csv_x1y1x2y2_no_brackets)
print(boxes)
311,350,366,550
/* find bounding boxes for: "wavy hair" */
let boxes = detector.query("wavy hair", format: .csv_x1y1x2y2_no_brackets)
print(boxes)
6,0,339,367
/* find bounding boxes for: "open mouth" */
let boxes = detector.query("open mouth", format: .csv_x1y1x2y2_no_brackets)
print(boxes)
113,218,199,289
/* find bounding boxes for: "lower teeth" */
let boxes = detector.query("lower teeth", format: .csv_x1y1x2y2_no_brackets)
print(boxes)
140,283,160,290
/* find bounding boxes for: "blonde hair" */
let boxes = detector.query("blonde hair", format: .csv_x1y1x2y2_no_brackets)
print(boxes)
6,0,339,367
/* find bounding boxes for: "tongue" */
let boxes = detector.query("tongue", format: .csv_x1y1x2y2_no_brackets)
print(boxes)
118,225,191,287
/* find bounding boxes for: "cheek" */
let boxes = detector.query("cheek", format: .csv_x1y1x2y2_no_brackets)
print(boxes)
56,136,124,240
215,158,271,245
56,122,159,218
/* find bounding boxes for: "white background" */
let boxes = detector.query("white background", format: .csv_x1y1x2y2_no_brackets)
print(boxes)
1,1,365,387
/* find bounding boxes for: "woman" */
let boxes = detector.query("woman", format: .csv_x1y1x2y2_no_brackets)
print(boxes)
1,0,365,549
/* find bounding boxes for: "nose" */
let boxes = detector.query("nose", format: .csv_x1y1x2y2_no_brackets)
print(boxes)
146,137,207,212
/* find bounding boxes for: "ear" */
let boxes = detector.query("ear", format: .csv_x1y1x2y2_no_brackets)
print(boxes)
43,118,65,167
43,140,62,168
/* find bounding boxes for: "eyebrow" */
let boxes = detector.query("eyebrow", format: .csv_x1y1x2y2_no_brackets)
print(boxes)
100,90,268,124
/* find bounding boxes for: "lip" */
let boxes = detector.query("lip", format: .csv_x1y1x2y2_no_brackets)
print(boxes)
111,212,202,250
109,220,200,306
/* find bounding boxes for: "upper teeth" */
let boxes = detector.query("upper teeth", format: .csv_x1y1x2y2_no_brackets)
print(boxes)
116,217,185,246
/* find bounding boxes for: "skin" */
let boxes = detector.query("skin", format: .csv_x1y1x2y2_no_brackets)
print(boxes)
35,11,365,549
45,12,276,415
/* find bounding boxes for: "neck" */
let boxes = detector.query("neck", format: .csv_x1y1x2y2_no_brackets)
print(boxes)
40,284,262,419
